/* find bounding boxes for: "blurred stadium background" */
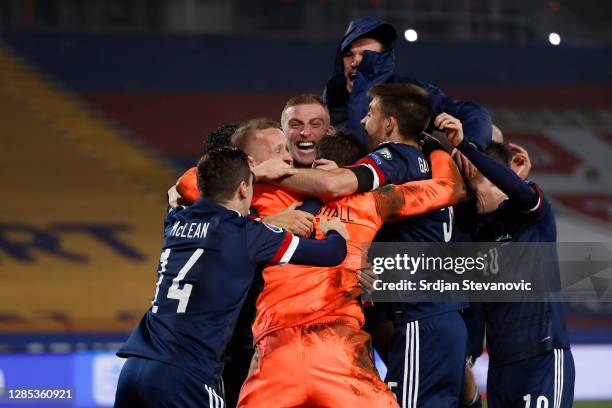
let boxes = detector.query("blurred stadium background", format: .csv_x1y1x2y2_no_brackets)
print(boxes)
0,0,611,406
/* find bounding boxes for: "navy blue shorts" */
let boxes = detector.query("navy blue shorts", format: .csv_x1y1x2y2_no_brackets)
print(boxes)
487,348,574,408
114,357,225,408
385,311,467,408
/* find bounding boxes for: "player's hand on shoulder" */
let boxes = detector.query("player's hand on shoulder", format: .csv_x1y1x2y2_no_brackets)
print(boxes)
262,202,314,237
320,217,350,241
312,158,339,171
435,112,464,147
253,159,298,182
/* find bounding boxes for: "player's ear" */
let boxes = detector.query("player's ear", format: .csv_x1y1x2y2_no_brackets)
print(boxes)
247,156,256,168
238,180,249,199
326,124,335,135
386,116,396,134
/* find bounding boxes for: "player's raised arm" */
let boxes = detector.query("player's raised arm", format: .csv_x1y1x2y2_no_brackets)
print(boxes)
374,149,466,223
416,79,492,150
435,112,540,212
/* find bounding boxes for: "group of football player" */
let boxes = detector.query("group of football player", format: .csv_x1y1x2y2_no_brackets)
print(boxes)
114,17,574,408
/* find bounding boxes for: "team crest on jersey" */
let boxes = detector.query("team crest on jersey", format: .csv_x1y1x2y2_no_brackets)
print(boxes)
263,222,284,233
378,148,393,160
495,233,513,242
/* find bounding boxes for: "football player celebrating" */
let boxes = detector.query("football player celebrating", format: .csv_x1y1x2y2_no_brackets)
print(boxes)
438,113,574,408
114,147,349,408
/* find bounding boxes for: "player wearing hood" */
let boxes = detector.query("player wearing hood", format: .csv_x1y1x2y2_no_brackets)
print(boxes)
322,16,492,151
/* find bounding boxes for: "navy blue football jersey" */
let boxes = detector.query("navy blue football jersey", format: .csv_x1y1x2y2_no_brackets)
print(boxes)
453,195,488,363
357,142,465,321
473,182,570,366
117,198,301,386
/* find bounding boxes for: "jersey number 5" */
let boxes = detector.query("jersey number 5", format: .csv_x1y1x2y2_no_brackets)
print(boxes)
151,248,204,313
443,206,454,243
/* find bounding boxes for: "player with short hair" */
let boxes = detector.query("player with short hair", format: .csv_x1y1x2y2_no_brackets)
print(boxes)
280,93,334,168
231,118,293,166
170,119,317,407
168,123,237,207
237,131,465,408
273,84,452,204
175,118,312,236
178,93,334,205
315,130,367,165
201,123,238,155
357,86,469,408
437,113,575,408
269,86,469,408
114,147,349,408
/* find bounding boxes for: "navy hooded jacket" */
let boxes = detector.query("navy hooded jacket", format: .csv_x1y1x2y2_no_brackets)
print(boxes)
322,16,492,149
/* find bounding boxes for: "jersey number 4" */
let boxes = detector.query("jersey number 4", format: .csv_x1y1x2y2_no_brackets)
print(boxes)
151,248,204,313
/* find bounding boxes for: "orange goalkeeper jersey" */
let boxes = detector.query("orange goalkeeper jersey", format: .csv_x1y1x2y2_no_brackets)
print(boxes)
175,166,301,216
250,183,303,218
252,150,464,343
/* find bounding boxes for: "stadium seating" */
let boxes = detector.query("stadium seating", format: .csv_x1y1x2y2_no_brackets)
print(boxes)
0,42,175,337
2,31,611,167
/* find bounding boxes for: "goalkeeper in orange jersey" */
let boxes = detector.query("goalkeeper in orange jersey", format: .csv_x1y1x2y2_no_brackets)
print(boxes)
175,95,462,403
175,130,464,407
175,118,318,236
173,118,321,407
236,131,464,408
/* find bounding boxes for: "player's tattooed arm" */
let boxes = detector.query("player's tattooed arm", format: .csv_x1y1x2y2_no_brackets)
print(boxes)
275,168,358,202
374,150,466,223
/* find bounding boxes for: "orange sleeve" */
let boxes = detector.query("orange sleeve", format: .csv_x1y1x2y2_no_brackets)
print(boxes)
252,184,303,218
175,167,200,205
373,150,465,223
